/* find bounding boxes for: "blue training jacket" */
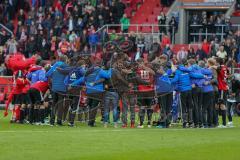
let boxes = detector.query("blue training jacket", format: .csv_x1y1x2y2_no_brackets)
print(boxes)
189,64,205,88
171,65,192,92
46,61,69,93
171,65,204,92
201,68,214,93
155,70,174,94
64,67,86,86
27,69,47,85
84,67,112,94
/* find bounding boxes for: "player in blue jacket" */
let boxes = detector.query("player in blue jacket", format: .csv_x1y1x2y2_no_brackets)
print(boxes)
155,65,174,128
45,55,69,126
72,61,112,127
171,59,204,128
57,59,87,126
188,59,205,128
200,61,215,128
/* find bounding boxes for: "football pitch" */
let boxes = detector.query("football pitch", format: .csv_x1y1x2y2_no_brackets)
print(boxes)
0,112,240,160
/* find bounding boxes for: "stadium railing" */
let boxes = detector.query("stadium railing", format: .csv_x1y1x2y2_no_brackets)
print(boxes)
0,23,13,37
189,24,240,43
96,24,176,43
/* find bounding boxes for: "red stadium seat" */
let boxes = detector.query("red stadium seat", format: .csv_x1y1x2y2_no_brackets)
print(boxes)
148,15,157,23
125,8,133,17
153,7,162,15
141,26,151,33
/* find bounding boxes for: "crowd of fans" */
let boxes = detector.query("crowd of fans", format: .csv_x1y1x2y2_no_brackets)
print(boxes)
0,0,130,75
188,11,233,43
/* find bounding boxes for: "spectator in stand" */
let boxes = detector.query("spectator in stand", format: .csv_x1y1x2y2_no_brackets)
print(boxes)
189,14,200,42
18,9,26,25
216,45,227,60
97,15,105,29
137,33,145,54
224,39,232,59
99,28,109,47
163,44,173,60
58,37,70,56
5,20,14,33
81,45,91,57
207,15,215,34
209,40,218,57
158,12,167,37
235,30,240,46
177,47,188,64
88,30,99,54
120,14,130,33
75,17,85,35
134,47,142,61
196,44,207,61
6,36,18,54
28,21,37,36
149,39,161,62
168,16,178,43
0,30,10,47
54,15,63,37
187,46,196,59
202,39,210,57
40,38,50,60
116,0,126,21
25,36,37,58
110,1,118,24
103,5,111,24
161,33,171,48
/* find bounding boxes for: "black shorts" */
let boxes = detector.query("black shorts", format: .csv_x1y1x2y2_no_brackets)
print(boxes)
137,98,152,107
22,93,31,104
218,90,227,104
28,88,43,104
12,94,23,105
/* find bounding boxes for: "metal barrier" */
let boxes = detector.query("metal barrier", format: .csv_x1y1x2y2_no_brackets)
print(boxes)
96,24,176,44
189,24,240,43
0,23,13,36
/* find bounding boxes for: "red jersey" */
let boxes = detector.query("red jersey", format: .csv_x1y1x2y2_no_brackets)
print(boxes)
13,78,28,94
217,65,229,91
22,80,30,94
31,81,49,93
136,68,154,92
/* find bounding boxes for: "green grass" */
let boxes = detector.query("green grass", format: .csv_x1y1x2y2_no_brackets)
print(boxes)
0,111,240,160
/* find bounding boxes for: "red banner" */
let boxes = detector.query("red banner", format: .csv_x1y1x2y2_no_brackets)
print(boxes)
0,76,14,105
